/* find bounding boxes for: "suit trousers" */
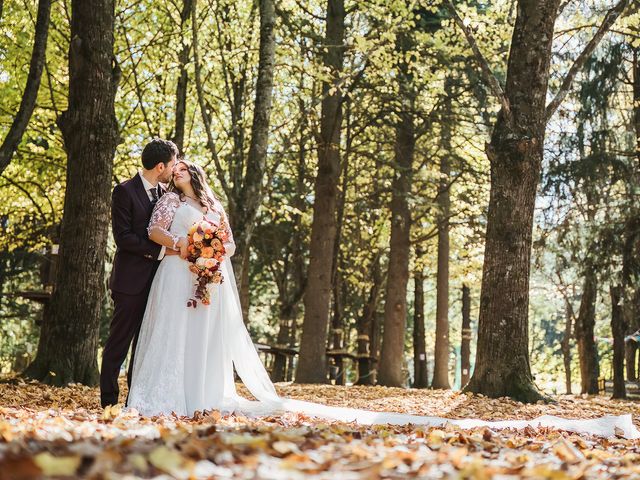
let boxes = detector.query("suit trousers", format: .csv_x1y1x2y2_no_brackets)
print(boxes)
100,281,153,408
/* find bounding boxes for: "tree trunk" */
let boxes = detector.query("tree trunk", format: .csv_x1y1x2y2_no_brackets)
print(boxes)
465,0,561,402
0,0,52,175
272,303,298,382
412,250,428,388
560,296,574,394
610,285,627,399
172,0,193,153
629,49,640,382
432,87,452,389
296,0,345,384
355,254,383,386
229,0,277,289
626,340,637,381
633,47,639,165
624,289,639,382
460,284,472,388
378,30,416,387
273,89,308,382
23,0,119,386
328,100,352,385
575,270,600,394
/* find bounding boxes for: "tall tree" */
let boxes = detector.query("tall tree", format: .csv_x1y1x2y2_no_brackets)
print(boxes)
378,28,416,387
450,0,629,401
575,269,600,393
610,285,627,398
192,0,277,307
0,0,52,174
172,0,194,153
635,47,639,163
629,47,640,381
460,284,472,388
559,288,575,394
355,255,384,386
432,83,453,390
296,0,345,383
412,247,428,388
23,0,119,385
228,0,277,286
269,119,308,382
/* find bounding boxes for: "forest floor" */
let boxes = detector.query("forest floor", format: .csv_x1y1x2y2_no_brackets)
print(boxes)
1,379,640,479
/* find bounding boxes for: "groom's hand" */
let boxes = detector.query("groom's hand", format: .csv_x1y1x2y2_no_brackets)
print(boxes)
165,249,179,256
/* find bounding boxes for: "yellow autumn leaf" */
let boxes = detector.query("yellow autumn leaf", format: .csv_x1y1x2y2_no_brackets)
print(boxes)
128,453,148,472
427,429,446,447
222,433,269,448
272,440,301,455
33,452,81,476
148,446,187,475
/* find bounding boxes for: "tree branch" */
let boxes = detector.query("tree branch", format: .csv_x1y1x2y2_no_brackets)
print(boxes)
444,1,512,124
0,0,51,175
545,0,630,123
191,0,231,200
557,0,574,17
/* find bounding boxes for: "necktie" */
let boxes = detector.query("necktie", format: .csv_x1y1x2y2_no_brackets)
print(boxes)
149,187,158,203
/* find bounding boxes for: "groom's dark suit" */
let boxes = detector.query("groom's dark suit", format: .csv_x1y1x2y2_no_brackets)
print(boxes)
100,173,164,408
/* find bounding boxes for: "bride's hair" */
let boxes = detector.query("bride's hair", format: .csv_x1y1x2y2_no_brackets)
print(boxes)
168,160,217,210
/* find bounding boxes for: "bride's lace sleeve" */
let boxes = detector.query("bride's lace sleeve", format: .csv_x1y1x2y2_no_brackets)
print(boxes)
148,192,181,250
215,200,235,257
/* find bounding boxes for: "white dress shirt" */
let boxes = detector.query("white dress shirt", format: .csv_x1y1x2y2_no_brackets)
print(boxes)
139,171,166,260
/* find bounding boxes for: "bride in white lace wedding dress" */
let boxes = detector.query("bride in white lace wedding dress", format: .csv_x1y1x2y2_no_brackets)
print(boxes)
127,160,281,416
127,160,639,440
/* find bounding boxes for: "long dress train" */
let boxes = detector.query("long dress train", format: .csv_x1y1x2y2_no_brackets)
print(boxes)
127,192,640,440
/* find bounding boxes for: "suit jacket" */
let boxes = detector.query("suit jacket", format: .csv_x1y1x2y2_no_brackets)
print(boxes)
109,174,164,295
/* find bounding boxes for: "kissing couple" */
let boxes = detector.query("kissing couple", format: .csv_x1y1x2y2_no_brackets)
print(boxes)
97,138,639,439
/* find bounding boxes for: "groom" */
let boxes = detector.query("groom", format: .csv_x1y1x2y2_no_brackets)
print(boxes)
100,138,179,408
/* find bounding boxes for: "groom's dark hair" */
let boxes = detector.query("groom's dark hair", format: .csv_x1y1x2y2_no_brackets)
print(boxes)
141,138,179,170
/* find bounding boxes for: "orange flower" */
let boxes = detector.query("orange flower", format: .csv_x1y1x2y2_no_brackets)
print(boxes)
200,247,214,258
211,238,223,251
204,258,216,269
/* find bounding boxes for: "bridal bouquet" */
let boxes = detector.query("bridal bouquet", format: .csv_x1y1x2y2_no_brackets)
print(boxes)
186,218,229,307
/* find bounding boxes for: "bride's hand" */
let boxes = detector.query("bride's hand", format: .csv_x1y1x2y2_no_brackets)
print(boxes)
176,237,189,259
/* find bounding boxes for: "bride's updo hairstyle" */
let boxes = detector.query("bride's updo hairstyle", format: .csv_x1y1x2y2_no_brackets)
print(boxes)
168,160,217,211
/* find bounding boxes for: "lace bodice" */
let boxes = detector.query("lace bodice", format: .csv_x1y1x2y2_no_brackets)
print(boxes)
147,192,235,255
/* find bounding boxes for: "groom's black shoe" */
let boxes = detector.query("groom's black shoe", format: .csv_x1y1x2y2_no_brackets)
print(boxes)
101,394,118,409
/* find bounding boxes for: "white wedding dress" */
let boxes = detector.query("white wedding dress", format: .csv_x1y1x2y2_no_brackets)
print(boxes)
128,192,281,416
127,192,640,440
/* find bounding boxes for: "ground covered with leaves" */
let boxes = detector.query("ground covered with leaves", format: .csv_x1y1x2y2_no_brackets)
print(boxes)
1,380,640,479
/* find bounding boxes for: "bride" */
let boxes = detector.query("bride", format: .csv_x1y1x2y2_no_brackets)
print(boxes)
127,159,639,440
127,160,280,416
